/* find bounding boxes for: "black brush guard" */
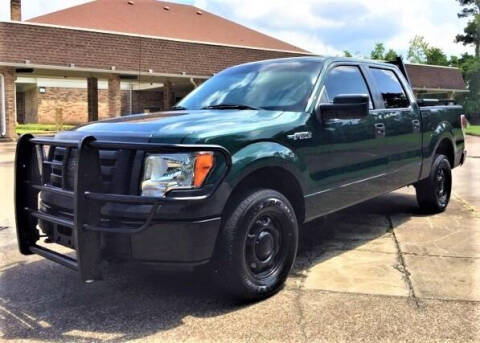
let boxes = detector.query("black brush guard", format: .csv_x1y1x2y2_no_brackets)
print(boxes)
15,134,231,281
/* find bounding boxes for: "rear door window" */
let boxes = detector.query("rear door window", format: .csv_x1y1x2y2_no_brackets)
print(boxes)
370,68,410,109
322,65,373,109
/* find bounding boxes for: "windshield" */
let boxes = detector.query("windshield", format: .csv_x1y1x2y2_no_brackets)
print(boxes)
177,59,323,112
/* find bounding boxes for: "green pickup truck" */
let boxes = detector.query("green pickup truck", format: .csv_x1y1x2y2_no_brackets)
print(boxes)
16,57,466,301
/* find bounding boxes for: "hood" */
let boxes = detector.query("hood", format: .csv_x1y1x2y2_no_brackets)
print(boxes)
56,110,305,149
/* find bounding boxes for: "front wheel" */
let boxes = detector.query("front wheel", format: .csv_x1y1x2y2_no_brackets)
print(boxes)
215,189,298,302
415,154,452,213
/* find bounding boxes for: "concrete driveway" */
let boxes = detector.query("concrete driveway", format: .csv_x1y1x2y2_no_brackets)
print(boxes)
0,136,479,342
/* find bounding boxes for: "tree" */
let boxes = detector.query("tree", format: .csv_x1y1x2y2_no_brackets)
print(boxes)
425,47,450,66
455,0,480,56
456,17,480,57
454,1,480,119
384,49,399,61
456,0,479,18
407,36,451,66
449,55,460,67
457,53,477,73
344,50,353,57
370,43,385,60
408,36,430,63
367,43,399,61
455,57,480,117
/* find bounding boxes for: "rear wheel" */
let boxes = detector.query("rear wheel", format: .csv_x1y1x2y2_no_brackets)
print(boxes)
415,154,452,213
215,189,298,301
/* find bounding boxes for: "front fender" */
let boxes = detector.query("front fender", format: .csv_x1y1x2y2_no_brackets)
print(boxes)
226,141,306,191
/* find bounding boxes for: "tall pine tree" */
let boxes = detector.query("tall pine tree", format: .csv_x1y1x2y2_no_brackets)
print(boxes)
455,0,480,57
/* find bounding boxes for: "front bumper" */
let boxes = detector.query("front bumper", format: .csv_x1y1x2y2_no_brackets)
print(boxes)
15,134,231,281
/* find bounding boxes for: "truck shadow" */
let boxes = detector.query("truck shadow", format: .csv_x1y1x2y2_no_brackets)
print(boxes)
294,188,424,273
0,261,241,342
0,190,427,342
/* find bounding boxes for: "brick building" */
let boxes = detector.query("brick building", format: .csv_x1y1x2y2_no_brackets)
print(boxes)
0,0,467,140
0,0,308,139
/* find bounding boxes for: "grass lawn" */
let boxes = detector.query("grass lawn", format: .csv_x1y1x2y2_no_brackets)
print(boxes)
466,125,480,137
16,123,75,135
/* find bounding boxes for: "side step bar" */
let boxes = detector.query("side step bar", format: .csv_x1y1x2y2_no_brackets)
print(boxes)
29,245,78,271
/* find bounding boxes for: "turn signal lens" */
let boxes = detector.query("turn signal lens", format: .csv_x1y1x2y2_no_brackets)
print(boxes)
194,152,214,187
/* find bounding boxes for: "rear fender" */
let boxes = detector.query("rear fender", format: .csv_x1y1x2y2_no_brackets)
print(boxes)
420,121,455,180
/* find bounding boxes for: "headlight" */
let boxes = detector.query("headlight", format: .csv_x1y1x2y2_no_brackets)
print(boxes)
141,152,214,197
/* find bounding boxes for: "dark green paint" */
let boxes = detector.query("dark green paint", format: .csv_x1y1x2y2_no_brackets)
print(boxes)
63,57,465,223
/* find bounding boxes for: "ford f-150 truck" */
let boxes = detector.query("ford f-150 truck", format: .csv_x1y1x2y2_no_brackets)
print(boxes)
15,57,467,301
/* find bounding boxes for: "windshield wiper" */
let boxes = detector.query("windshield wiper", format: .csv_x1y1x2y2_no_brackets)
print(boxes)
170,105,187,111
202,104,263,111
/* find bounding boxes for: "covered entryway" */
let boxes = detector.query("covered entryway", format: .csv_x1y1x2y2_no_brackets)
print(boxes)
11,67,204,126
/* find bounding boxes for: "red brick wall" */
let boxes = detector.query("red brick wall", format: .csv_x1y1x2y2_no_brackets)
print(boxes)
87,77,98,122
108,75,121,118
23,87,37,123
0,22,307,76
121,89,172,115
121,90,129,115
132,89,164,113
24,87,170,124
122,89,181,115
11,0,21,21
32,87,109,124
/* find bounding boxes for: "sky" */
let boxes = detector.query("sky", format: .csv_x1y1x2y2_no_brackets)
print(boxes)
0,0,474,58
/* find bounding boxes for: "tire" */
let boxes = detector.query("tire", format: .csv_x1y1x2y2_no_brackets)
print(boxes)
215,189,299,302
415,154,452,213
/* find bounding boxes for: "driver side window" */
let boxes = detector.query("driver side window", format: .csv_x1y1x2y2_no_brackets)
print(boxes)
322,65,373,109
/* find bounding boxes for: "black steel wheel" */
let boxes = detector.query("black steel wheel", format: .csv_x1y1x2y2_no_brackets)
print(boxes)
415,154,452,213
435,165,450,208
245,209,289,280
215,189,298,302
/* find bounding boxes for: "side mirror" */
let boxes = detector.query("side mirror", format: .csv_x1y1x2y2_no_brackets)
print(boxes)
316,94,370,123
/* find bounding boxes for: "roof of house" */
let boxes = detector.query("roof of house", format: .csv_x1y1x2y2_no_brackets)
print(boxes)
26,0,307,53
405,63,467,91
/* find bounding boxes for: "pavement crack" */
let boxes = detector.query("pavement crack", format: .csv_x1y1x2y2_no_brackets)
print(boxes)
452,193,479,214
292,255,309,342
387,214,421,308
403,251,480,259
293,287,308,342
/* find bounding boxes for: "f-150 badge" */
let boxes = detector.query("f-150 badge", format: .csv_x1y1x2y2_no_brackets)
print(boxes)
287,132,312,141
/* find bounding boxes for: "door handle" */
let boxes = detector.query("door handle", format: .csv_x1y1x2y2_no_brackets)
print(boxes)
374,123,386,137
412,119,421,132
